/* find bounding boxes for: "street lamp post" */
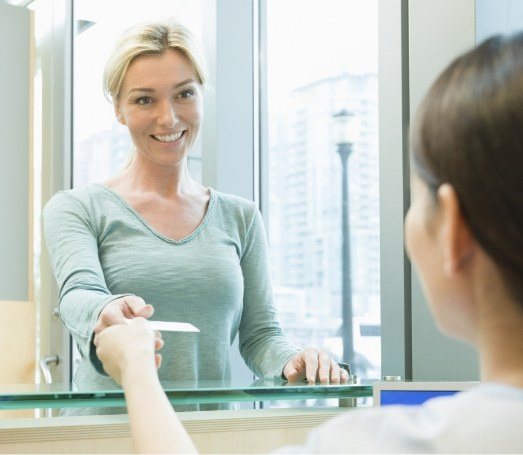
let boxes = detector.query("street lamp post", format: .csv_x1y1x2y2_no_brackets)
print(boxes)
332,109,356,368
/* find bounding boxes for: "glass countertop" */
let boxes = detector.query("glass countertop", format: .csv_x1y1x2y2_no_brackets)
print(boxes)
0,378,374,410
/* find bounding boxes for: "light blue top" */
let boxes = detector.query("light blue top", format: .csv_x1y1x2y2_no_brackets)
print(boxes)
43,184,298,407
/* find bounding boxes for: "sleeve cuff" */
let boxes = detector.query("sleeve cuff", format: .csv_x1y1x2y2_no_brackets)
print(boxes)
89,331,108,376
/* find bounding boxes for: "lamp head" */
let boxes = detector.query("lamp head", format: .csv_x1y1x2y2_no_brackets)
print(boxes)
332,109,357,145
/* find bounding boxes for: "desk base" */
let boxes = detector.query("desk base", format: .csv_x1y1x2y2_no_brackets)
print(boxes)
0,407,349,453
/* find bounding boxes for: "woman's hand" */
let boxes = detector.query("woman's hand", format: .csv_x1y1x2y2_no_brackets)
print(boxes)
94,295,154,335
283,347,349,384
94,317,164,385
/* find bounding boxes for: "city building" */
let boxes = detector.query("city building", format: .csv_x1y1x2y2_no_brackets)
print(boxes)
269,73,380,373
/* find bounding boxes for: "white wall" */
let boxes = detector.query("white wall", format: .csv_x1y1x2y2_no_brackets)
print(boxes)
0,3,31,302
0,3,37,398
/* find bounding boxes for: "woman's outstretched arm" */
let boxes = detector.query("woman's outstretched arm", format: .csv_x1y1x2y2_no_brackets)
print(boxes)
95,318,198,454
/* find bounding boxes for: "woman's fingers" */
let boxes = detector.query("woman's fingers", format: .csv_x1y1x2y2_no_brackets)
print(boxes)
95,303,128,333
329,359,341,384
124,295,154,318
154,331,164,350
317,351,332,383
304,348,319,383
95,296,155,335
290,347,350,384
155,353,163,369
340,366,349,383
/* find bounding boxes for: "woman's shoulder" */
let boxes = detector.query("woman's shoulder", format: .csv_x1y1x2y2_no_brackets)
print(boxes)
209,189,261,236
43,184,108,217
211,188,257,216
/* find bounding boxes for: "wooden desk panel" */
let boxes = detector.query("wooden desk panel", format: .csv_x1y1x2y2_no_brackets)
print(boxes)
0,408,348,453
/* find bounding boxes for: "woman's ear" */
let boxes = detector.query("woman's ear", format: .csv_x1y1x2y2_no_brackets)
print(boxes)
438,183,475,277
114,104,126,125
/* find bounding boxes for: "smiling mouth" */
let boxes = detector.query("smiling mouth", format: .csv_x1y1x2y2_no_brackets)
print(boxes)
151,131,185,143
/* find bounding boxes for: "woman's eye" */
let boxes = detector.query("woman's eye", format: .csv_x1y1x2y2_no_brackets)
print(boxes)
136,97,153,105
178,89,196,100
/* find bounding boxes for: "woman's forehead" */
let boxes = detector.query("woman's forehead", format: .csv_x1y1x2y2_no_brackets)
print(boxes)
123,50,198,90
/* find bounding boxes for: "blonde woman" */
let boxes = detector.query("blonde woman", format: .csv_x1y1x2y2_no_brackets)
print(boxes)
96,32,523,452
44,20,346,415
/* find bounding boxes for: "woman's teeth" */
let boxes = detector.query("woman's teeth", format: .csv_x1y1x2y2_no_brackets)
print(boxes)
152,131,184,142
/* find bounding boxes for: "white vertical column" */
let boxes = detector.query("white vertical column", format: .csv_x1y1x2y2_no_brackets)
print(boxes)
409,0,479,380
203,0,257,384
205,0,256,201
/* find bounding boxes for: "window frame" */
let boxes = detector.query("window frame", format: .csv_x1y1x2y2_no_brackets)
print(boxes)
258,0,409,378
37,0,480,386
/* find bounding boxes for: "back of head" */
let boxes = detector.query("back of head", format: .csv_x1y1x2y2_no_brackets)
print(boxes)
411,32,523,302
103,19,207,103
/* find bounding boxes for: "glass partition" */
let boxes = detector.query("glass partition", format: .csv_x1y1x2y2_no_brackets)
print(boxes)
70,0,205,377
0,381,373,411
8,0,387,412
264,0,380,379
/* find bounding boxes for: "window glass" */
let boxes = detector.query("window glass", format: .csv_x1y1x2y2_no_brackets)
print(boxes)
475,0,523,42
265,0,380,379
73,0,203,188
72,0,204,372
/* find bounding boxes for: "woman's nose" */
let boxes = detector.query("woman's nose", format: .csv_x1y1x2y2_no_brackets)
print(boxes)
157,101,178,127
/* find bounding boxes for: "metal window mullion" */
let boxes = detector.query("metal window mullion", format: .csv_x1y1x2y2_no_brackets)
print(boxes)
378,0,412,380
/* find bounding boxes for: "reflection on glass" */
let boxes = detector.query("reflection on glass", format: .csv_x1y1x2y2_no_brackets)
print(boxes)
266,0,380,381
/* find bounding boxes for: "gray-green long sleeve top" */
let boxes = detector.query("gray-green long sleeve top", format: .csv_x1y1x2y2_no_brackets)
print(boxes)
43,184,298,392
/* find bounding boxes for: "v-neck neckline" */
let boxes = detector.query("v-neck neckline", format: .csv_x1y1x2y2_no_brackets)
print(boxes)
95,183,216,244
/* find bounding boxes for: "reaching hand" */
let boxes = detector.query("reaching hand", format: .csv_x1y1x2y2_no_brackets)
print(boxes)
94,295,154,335
94,317,164,385
283,347,349,384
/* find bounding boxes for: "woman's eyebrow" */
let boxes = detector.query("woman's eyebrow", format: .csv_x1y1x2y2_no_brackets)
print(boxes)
126,79,196,96
172,79,196,88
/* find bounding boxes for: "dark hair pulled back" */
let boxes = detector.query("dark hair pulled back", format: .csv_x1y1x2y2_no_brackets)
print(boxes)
411,32,523,302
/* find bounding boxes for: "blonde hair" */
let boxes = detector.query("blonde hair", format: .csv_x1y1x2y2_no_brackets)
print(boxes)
103,19,208,103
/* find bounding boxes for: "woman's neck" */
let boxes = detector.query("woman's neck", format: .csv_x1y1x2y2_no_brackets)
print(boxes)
477,294,523,388
115,155,205,198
